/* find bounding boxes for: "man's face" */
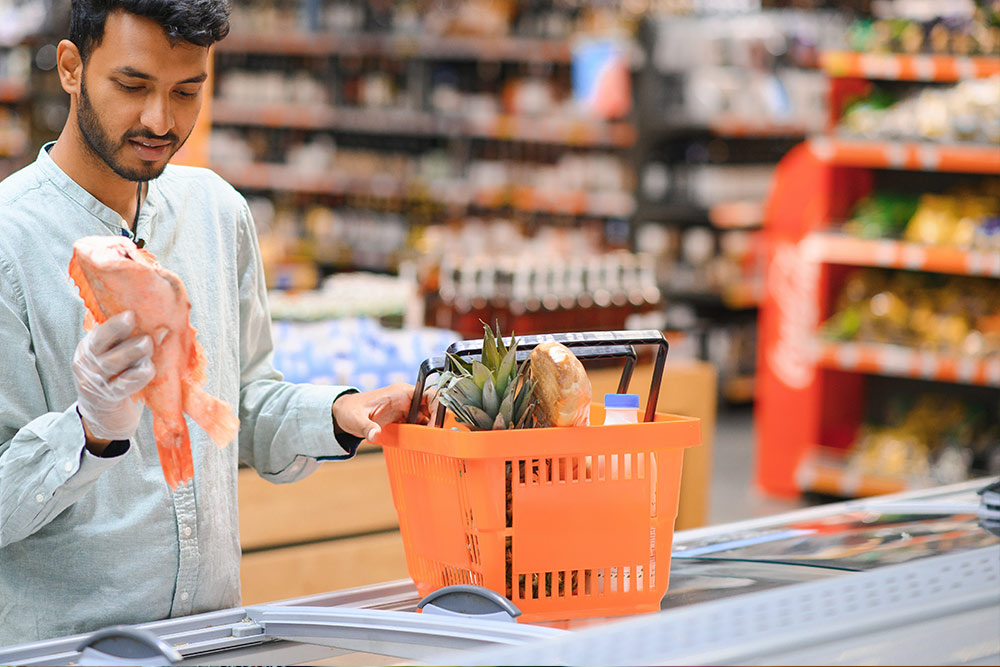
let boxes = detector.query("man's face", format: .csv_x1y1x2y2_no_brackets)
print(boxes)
76,11,209,181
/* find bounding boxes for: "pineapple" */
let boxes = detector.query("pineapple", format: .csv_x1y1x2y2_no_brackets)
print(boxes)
435,322,537,430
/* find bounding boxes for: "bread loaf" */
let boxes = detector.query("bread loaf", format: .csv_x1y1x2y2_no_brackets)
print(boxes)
530,341,592,427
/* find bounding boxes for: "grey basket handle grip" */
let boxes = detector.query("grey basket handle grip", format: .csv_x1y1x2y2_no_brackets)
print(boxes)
75,626,181,666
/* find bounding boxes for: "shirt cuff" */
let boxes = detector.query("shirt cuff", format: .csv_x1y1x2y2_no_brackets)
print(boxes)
330,389,362,457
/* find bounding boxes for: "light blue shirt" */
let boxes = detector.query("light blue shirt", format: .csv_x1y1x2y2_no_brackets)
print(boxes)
0,144,359,645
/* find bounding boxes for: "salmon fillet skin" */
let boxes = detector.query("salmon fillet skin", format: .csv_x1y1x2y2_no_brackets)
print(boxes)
68,236,239,489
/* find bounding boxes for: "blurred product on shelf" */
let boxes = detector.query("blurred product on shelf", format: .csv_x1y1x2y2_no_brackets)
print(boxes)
845,3,1000,56
270,315,456,391
416,219,660,337
821,268,1000,359
210,130,636,217
572,37,633,120
0,42,31,178
646,10,847,132
267,270,421,324
634,221,765,306
846,393,1000,484
248,196,410,281
0,44,30,82
842,177,1000,248
0,1,46,47
0,107,27,158
843,192,920,239
838,76,1000,144
228,0,638,41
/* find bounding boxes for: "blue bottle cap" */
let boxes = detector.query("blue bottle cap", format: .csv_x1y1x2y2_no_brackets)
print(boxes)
604,393,639,409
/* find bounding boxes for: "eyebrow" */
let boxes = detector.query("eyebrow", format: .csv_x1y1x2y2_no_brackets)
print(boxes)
112,66,208,85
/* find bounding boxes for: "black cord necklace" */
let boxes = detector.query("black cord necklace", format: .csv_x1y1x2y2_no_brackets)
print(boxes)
133,181,145,249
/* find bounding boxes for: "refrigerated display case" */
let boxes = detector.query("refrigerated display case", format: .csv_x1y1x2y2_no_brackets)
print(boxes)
1,478,996,666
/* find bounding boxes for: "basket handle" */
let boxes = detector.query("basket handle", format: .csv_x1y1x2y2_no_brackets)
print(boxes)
407,329,667,425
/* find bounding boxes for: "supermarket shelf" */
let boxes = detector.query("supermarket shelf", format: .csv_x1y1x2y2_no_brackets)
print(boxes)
212,101,443,135
803,232,1000,278
215,162,407,198
795,446,925,498
212,101,636,147
0,78,28,103
216,30,573,63
808,136,1000,173
646,118,810,140
821,50,1000,82
667,285,760,311
215,161,636,218
635,202,711,225
708,201,764,229
812,339,1000,388
707,115,813,138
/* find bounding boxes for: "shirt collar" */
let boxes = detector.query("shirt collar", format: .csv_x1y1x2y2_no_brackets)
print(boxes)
35,141,161,236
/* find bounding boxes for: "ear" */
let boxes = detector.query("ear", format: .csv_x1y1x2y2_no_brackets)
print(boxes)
56,39,83,96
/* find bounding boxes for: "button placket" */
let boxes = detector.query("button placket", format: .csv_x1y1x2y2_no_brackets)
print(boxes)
170,483,200,617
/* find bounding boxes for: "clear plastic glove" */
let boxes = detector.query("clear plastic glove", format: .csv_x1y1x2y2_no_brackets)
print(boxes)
73,310,156,442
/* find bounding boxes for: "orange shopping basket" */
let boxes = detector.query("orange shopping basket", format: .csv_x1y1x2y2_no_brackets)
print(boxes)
380,330,700,623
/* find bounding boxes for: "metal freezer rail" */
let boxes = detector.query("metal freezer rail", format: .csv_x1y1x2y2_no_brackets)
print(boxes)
442,545,1000,666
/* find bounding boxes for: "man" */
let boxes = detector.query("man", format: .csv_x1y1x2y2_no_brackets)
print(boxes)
0,0,427,644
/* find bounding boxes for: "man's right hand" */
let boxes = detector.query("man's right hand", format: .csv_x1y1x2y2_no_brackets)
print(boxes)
73,310,156,447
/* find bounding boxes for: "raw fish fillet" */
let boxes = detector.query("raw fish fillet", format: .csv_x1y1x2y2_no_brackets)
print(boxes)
68,236,238,489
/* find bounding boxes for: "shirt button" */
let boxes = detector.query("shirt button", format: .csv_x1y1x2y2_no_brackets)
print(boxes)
180,591,189,601
183,526,193,537
64,461,74,473
35,493,45,503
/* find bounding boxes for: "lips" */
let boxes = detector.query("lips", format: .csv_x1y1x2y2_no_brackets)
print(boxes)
129,139,172,161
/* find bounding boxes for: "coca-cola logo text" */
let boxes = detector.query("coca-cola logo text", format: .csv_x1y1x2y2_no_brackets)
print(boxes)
766,241,818,390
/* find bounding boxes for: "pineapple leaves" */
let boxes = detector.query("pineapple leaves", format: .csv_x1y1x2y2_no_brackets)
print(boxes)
445,352,473,376
493,340,518,396
482,323,500,369
463,405,495,431
435,321,537,431
448,376,483,410
472,359,491,389
482,375,499,417
498,390,514,429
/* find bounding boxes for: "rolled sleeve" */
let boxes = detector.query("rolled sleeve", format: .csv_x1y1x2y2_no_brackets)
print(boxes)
0,404,127,547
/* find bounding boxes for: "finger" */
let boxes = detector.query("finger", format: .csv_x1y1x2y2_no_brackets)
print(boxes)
365,423,382,443
112,357,156,395
88,310,136,355
100,334,154,377
368,396,394,425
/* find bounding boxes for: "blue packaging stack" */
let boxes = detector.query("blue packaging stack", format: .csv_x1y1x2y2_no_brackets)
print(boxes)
270,317,458,391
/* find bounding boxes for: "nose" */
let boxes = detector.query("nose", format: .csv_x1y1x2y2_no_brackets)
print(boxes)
139,93,174,138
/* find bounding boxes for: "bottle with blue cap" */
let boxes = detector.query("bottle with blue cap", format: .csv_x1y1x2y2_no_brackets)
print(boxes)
603,393,640,425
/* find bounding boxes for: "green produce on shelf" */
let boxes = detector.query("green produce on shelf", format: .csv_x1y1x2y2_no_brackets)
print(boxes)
840,179,1000,248
845,193,919,239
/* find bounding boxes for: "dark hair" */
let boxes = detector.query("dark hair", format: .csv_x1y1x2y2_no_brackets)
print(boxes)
70,0,231,62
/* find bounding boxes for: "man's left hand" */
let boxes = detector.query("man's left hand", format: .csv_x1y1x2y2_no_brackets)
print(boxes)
332,383,434,444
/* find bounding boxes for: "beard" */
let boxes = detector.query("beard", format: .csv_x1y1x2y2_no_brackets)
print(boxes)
77,75,189,182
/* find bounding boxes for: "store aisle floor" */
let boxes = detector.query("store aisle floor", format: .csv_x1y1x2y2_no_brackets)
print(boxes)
708,405,809,525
